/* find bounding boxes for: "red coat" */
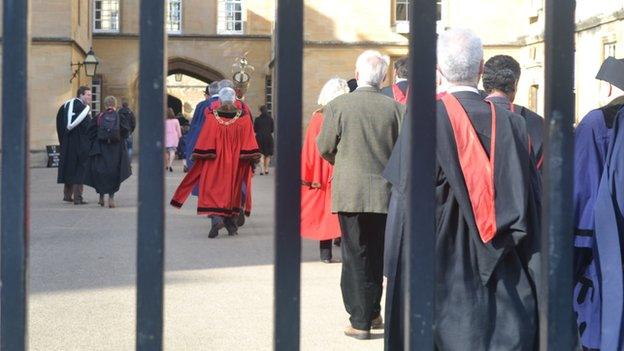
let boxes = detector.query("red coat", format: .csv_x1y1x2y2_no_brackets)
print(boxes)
300,111,341,240
170,102,259,217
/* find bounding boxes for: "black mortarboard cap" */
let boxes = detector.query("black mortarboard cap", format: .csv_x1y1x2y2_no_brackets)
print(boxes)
596,57,624,91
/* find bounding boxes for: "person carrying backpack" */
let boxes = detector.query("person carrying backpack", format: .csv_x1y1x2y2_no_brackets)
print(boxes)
84,96,134,208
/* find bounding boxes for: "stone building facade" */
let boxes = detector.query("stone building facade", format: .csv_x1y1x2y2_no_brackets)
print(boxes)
0,0,623,165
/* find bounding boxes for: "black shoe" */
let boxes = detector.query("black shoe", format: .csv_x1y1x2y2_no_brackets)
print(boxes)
224,219,238,236
183,166,188,173
74,200,88,205
333,238,341,247
208,225,221,238
169,167,173,172
63,197,73,203
236,212,246,227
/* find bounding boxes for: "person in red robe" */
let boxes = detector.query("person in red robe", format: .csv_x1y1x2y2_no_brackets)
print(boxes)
170,87,260,238
301,78,350,263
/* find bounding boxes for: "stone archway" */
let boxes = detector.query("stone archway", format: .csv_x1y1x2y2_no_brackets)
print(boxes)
168,57,225,83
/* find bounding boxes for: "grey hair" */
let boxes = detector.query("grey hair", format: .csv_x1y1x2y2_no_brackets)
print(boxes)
218,79,235,90
437,28,484,86
208,81,220,95
104,95,117,108
317,78,350,106
218,87,237,103
355,50,390,88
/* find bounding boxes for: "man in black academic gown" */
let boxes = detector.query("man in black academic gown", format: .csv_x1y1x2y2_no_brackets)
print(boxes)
56,86,93,205
482,55,545,169
382,56,409,104
383,29,541,351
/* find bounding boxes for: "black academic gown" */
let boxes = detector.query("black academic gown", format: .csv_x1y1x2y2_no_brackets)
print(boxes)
486,95,544,167
83,109,133,195
383,91,541,351
56,98,92,185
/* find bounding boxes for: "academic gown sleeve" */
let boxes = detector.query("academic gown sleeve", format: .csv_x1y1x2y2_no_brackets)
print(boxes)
593,113,624,351
301,113,326,188
316,103,340,164
56,103,67,145
239,117,261,160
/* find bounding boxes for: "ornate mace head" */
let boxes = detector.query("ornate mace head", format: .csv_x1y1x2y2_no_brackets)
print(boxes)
232,52,255,99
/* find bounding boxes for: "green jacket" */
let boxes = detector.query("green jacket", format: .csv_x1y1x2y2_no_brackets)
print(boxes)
317,86,405,213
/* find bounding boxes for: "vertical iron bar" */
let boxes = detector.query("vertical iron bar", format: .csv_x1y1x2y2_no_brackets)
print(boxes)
273,0,303,349
404,0,437,350
136,0,166,350
542,0,576,349
1,0,30,350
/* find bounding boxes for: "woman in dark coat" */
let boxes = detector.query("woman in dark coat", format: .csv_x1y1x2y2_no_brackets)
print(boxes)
84,96,134,208
253,105,274,175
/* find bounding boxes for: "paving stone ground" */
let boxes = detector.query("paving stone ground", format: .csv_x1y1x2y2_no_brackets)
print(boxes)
28,161,384,350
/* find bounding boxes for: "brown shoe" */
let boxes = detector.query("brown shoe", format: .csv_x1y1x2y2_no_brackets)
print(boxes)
371,315,384,330
344,325,370,340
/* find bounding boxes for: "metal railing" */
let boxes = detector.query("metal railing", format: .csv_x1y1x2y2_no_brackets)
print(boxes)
0,0,576,350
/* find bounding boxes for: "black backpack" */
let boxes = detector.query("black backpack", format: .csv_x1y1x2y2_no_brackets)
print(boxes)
97,109,121,142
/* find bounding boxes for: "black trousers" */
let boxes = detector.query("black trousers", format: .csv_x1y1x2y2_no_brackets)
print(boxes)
338,212,386,330
320,240,333,260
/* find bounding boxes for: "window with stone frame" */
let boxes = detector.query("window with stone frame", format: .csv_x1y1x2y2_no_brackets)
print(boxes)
529,84,539,113
394,0,442,33
167,0,182,34
603,42,617,60
93,0,120,33
265,75,273,114
218,0,244,35
91,77,102,118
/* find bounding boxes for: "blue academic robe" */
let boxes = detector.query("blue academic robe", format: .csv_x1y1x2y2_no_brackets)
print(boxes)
573,105,623,349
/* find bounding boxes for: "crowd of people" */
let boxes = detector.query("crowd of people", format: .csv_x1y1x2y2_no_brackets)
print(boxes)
299,28,624,350
54,26,624,350
56,88,135,207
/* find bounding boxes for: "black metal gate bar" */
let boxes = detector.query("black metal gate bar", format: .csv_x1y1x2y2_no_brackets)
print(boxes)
273,0,303,349
1,0,30,350
136,0,166,349
541,0,576,349
404,0,437,349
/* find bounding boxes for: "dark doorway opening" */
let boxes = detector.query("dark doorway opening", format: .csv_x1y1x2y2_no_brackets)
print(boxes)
167,95,183,116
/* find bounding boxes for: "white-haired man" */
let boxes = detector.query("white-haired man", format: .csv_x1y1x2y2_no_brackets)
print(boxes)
383,29,541,350
317,50,405,340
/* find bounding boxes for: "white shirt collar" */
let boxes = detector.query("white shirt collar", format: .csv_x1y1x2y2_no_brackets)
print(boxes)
446,85,480,94
396,78,408,83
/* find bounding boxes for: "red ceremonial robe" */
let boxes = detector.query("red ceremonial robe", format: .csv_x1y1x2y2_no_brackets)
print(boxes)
170,103,260,217
300,111,341,240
